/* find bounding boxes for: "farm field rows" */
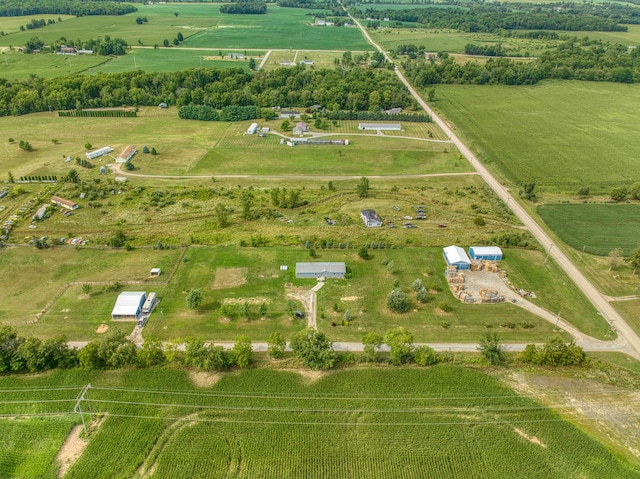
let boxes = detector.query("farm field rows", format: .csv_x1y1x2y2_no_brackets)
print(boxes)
432,81,640,193
0,51,110,81
1,368,638,479
538,204,640,256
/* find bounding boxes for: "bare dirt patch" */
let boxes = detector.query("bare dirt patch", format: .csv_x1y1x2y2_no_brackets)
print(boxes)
95,324,109,334
341,296,362,301
61,309,70,313
56,425,88,478
212,267,248,290
78,294,90,300
189,371,223,388
223,297,270,305
514,427,547,448
502,371,640,463
293,369,326,384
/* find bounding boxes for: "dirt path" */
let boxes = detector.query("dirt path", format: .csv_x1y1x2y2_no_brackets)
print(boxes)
345,5,640,360
286,288,317,329
257,50,271,70
56,425,88,478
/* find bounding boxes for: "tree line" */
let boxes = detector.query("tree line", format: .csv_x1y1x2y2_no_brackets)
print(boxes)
220,1,267,14
403,40,640,86
0,326,586,375
354,2,636,33
0,65,416,116
0,0,137,17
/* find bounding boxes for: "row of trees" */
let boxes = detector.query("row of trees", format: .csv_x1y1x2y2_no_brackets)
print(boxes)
178,104,262,122
220,1,267,14
354,3,633,32
0,65,415,116
0,0,137,17
403,40,640,86
0,326,587,375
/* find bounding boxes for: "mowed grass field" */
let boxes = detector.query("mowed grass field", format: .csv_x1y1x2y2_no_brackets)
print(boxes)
0,367,638,479
82,48,252,75
538,204,640,256
0,51,110,81
433,81,640,192
4,243,608,342
0,109,455,179
612,300,640,340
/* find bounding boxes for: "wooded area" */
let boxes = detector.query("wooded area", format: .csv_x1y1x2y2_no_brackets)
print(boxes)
0,0,137,17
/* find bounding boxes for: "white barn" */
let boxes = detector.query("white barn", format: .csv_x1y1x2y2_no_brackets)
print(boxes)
86,146,114,160
443,245,471,270
111,291,147,320
358,123,401,131
247,122,259,135
296,262,346,279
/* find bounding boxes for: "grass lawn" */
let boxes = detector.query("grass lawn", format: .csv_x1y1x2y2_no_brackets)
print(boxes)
433,81,640,193
592,351,640,375
538,204,640,256
190,131,463,176
2,244,603,342
83,48,252,75
0,367,638,479
0,51,110,81
0,246,181,327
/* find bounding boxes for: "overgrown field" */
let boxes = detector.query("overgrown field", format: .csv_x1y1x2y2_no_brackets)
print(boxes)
538,204,640,256
433,81,640,193
0,367,638,479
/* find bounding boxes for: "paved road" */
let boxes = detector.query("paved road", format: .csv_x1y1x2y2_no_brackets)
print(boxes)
347,9,640,360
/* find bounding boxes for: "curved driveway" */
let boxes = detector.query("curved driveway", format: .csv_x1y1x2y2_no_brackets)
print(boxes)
347,10,640,359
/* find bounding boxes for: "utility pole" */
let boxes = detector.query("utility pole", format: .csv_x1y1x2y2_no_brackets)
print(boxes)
545,243,554,263
554,311,561,331
74,383,92,434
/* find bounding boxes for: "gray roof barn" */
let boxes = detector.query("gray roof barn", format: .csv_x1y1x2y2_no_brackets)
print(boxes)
296,262,346,278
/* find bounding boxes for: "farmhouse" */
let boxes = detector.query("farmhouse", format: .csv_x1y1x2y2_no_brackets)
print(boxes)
443,245,471,270
361,209,382,228
116,145,136,163
279,110,301,119
51,196,78,210
293,122,309,134
469,246,503,261
358,123,401,131
247,122,259,135
111,291,147,320
86,146,114,160
296,262,346,279
58,46,77,55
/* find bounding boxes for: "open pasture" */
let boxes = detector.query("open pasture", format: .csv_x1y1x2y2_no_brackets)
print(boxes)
433,81,640,192
0,14,75,35
538,204,640,256
0,51,109,81
83,47,252,75
181,5,370,50
1,367,638,479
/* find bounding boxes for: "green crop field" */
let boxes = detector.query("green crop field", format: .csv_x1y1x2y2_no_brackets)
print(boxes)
0,367,638,478
82,48,252,75
433,81,640,192
0,417,78,478
538,204,640,256
1,4,369,51
0,14,74,35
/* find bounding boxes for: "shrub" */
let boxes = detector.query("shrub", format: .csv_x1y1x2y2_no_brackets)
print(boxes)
437,301,451,312
414,345,439,366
